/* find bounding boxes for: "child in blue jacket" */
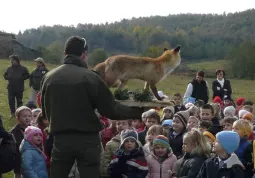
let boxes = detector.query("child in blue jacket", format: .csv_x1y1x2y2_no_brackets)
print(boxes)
19,126,48,178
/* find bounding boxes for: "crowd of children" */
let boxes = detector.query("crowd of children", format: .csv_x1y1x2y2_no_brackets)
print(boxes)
0,92,255,178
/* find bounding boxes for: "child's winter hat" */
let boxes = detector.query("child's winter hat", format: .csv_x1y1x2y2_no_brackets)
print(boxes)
15,106,32,118
224,106,235,116
120,129,139,147
174,110,190,127
223,95,231,101
238,109,249,119
185,103,194,109
163,106,175,115
162,120,173,127
153,135,170,149
216,131,240,154
24,126,42,143
236,97,245,106
188,105,199,116
213,96,223,105
242,112,253,121
203,131,216,142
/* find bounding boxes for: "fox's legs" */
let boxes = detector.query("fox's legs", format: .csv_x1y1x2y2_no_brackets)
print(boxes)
118,80,128,89
150,83,163,100
144,82,149,90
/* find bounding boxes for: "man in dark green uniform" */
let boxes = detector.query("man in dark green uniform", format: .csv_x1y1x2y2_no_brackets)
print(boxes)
41,36,144,178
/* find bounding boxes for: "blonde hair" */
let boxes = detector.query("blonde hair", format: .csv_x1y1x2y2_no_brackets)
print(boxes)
15,106,32,118
183,128,211,156
145,125,166,141
233,119,252,137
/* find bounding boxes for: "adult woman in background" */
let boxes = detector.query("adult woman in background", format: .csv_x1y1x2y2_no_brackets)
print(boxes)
212,69,232,100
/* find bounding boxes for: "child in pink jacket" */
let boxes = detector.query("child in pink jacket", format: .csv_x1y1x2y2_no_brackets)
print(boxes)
146,135,177,178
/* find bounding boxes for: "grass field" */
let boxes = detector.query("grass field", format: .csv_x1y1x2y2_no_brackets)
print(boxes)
1,59,255,178
186,60,230,72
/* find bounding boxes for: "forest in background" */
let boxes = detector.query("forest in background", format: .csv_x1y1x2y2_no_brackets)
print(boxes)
12,9,255,79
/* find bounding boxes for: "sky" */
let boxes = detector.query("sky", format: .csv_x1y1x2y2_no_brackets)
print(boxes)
1,0,254,34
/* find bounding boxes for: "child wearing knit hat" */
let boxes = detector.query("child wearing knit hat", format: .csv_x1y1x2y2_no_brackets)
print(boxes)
242,112,254,123
176,129,211,178
232,119,253,177
197,131,244,178
169,111,189,159
10,106,32,178
146,135,177,178
108,129,148,178
143,125,165,157
203,130,216,145
223,106,236,118
238,109,249,119
162,106,175,122
19,126,48,178
162,119,173,135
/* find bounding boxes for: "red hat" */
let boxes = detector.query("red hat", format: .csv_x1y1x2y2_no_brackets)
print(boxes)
213,96,223,105
236,97,245,106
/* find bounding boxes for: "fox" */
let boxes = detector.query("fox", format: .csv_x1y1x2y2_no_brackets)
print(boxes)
93,46,181,100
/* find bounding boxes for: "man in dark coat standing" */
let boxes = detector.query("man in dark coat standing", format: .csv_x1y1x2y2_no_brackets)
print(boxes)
3,55,30,118
41,36,145,178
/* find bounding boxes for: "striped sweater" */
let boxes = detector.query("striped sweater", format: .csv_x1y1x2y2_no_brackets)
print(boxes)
108,147,148,178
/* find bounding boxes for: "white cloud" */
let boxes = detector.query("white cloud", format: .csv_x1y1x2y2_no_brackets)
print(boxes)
1,0,254,34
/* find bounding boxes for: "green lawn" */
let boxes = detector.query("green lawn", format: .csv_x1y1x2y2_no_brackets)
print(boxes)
1,59,255,178
186,60,230,72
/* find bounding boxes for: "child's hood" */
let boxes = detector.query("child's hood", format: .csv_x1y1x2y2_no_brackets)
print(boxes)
225,153,244,169
19,139,37,153
111,134,121,142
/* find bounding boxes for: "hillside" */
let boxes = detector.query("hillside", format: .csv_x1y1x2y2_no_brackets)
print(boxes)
15,9,255,61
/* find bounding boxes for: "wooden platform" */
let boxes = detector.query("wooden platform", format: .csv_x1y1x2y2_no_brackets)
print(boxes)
116,99,173,108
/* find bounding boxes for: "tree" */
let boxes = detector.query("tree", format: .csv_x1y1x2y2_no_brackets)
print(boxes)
228,41,255,79
88,48,108,67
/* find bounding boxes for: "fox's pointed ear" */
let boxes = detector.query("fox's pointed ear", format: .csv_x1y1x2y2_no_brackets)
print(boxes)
173,46,181,53
164,48,168,51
